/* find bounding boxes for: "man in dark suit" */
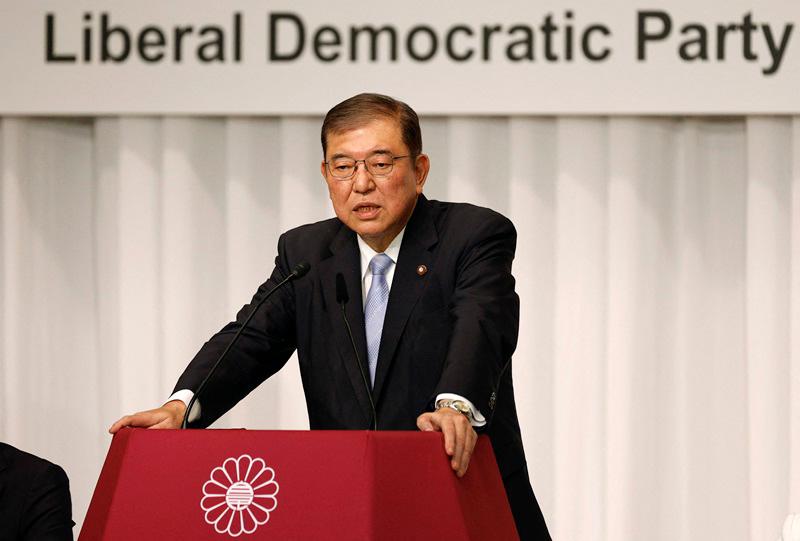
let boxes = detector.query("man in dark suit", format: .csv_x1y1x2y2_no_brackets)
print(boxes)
110,93,550,539
0,442,74,541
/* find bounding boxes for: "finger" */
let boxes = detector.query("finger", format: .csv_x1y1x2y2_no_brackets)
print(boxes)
458,429,478,477
111,411,161,432
451,418,466,473
442,418,456,457
126,413,155,427
109,414,149,433
108,416,130,434
149,417,178,430
416,413,436,432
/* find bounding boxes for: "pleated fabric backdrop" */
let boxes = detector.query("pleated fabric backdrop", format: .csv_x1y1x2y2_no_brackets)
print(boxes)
1,115,799,540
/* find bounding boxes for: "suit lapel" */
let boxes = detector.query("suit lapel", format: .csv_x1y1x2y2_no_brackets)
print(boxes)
372,196,438,403
319,223,373,424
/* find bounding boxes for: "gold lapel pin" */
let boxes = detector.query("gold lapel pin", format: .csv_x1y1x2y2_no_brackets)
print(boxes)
416,264,428,276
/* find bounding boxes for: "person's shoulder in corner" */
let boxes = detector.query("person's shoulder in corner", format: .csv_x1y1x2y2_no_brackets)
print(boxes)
0,441,74,541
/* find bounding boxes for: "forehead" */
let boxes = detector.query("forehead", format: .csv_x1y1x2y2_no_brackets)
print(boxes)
325,117,406,158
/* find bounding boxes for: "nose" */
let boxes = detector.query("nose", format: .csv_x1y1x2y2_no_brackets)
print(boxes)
351,162,375,193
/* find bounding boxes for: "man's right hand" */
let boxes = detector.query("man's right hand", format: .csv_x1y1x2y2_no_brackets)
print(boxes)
108,400,187,434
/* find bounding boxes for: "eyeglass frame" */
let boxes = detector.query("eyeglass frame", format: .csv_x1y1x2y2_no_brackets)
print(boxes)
324,153,411,180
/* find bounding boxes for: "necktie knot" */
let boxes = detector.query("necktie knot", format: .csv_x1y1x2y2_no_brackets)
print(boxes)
369,253,393,276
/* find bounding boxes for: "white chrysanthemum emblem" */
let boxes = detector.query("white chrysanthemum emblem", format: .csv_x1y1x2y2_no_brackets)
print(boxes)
201,454,279,537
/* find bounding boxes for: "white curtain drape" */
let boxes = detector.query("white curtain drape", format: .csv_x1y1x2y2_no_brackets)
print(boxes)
1,115,798,540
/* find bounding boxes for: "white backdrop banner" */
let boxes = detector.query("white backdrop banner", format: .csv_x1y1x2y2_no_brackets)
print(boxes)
1,0,799,114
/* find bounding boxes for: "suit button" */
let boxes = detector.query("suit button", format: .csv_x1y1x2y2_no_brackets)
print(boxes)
416,264,428,276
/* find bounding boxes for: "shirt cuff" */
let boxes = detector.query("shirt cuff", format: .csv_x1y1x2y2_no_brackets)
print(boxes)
435,393,486,427
167,389,200,423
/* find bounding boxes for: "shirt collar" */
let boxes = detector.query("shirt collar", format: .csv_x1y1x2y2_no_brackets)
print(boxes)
356,228,405,274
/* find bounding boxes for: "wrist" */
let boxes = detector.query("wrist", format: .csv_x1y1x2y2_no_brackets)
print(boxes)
435,398,475,423
164,399,187,416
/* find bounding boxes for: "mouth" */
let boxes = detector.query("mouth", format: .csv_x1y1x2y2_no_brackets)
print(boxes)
353,203,381,219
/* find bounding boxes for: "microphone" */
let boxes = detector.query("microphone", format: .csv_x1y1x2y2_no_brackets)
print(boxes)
335,273,349,304
291,262,311,279
336,273,377,430
181,262,311,429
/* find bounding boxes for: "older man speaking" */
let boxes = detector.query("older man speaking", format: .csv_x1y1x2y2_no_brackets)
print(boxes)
110,93,550,539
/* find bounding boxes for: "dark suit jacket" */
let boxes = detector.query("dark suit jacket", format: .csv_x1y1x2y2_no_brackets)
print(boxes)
175,195,527,478
0,443,73,541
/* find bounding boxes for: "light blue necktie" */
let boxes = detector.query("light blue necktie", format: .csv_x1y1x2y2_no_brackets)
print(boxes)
364,253,392,386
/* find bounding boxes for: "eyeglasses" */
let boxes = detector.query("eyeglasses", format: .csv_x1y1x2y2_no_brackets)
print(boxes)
325,153,409,180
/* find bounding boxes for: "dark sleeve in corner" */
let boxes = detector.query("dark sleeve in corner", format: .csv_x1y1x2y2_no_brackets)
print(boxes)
20,462,74,541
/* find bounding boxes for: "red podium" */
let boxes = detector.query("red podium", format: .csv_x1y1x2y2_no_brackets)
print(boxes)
80,429,518,540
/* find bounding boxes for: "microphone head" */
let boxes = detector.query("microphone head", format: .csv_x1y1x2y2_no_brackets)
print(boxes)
291,262,311,279
335,273,349,304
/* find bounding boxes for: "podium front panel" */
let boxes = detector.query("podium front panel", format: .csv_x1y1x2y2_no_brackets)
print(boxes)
80,429,518,540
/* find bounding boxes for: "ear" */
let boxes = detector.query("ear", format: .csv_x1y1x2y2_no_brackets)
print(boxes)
320,160,328,179
414,154,430,194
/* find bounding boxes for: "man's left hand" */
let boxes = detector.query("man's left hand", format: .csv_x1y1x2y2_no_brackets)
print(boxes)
416,408,478,478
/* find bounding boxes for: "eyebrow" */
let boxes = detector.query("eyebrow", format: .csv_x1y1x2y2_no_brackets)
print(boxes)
329,149,394,160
